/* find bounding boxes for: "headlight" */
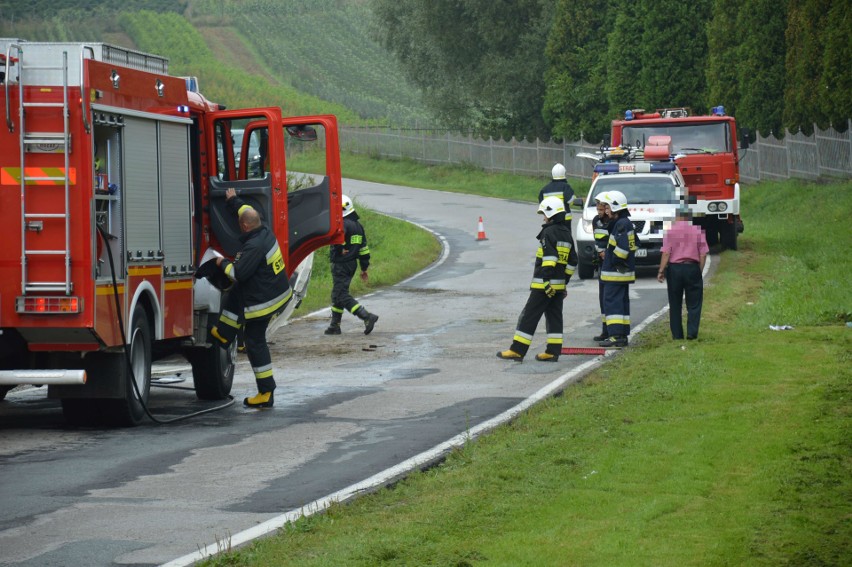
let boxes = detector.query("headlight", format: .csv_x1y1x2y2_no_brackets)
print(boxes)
581,219,593,234
717,202,728,212
708,203,718,212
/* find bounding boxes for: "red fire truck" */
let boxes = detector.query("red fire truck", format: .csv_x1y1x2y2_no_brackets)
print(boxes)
0,39,344,425
610,106,747,250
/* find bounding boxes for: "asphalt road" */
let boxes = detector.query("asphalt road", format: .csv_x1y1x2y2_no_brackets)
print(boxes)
0,181,672,566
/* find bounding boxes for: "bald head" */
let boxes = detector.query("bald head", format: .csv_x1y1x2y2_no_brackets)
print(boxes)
239,207,262,232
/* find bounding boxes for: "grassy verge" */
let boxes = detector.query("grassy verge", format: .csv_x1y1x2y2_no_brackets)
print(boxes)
290,150,591,202
292,205,442,317
216,167,850,565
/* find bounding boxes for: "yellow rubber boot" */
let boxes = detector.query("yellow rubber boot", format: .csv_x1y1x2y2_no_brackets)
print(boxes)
535,352,559,362
496,349,524,361
243,391,274,409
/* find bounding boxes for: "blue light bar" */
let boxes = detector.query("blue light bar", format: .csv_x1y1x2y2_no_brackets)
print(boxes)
649,162,677,173
625,110,634,120
594,164,620,174
711,105,725,116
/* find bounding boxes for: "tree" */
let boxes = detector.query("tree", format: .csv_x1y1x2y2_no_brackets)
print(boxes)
705,0,741,116
543,0,613,143
735,0,787,136
370,0,553,137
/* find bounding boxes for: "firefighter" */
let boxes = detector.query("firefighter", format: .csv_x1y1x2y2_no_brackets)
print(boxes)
324,194,379,335
592,196,612,341
497,196,577,362
597,190,637,347
211,188,292,409
538,163,575,223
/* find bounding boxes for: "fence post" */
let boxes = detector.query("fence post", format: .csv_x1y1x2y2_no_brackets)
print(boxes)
785,127,793,178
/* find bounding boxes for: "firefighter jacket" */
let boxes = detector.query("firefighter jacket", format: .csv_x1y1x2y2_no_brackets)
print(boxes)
530,215,577,292
592,214,610,257
600,212,637,283
538,179,575,222
330,214,371,271
221,198,292,320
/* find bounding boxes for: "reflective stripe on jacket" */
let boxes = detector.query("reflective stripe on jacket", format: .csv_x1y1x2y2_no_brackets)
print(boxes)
600,214,637,283
531,220,577,291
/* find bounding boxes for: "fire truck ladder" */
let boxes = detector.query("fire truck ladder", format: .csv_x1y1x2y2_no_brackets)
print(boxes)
9,44,73,295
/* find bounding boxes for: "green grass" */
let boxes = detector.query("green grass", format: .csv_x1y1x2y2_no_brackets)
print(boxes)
291,204,442,317
203,170,850,566
290,150,592,202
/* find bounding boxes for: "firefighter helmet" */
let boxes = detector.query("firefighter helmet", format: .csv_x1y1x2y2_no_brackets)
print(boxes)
342,194,355,217
538,196,565,218
599,190,628,212
551,163,566,180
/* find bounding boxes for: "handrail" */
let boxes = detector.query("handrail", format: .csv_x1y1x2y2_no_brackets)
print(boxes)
5,43,21,133
80,45,94,133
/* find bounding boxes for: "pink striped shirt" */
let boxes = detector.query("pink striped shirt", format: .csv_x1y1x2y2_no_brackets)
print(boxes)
661,220,709,263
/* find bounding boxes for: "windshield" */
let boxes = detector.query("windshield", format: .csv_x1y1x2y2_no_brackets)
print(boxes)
622,122,731,154
590,177,678,205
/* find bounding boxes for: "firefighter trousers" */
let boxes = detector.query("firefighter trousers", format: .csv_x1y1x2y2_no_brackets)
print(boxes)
213,289,289,394
330,261,362,316
598,278,607,336
602,282,631,338
508,290,564,357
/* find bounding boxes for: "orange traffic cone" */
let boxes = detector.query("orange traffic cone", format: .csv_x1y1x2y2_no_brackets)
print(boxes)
476,216,488,241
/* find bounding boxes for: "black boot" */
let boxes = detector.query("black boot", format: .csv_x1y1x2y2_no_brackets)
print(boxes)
593,324,609,342
355,307,379,335
324,311,342,335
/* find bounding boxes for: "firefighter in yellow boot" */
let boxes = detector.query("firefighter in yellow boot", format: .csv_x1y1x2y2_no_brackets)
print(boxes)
211,188,292,408
324,195,378,335
497,197,577,362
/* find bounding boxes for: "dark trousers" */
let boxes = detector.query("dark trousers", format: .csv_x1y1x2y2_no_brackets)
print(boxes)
330,261,360,315
598,278,607,335
602,282,630,337
215,290,286,393
509,290,564,356
666,263,703,339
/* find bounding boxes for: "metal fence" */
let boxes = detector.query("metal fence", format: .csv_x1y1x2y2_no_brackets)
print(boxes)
340,120,852,183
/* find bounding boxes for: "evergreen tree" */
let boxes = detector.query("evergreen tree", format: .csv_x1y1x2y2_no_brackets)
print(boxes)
705,0,741,116
605,0,644,117
783,0,829,133
637,0,710,112
735,0,787,136
543,0,613,143
818,0,852,130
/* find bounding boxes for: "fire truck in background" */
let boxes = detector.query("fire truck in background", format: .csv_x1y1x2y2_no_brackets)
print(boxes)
0,39,344,425
610,106,748,250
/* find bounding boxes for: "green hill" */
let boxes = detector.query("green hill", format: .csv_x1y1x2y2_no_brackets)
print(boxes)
0,0,434,125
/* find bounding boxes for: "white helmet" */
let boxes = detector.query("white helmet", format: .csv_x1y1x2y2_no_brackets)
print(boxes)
341,194,355,217
538,196,565,218
598,190,628,212
551,163,566,180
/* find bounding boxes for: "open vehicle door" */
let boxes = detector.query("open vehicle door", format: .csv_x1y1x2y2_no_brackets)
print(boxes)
204,110,343,277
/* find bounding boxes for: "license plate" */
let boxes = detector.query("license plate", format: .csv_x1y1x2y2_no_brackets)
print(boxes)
636,248,647,258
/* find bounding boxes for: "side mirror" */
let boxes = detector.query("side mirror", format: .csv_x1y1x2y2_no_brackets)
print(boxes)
739,127,751,150
602,134,611,148
572,196,585,209
286,125,318,142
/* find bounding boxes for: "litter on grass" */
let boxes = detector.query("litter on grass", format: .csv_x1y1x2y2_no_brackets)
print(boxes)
769,325,794,331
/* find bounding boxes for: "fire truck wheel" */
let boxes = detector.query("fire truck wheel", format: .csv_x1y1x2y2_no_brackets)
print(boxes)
103,308,152,426
186,340,236,400
0,385,13,401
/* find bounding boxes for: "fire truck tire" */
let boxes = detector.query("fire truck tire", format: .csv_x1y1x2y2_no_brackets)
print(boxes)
186,340,236,400
578,262,596,280
103,308,152,426
721,220,738,250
